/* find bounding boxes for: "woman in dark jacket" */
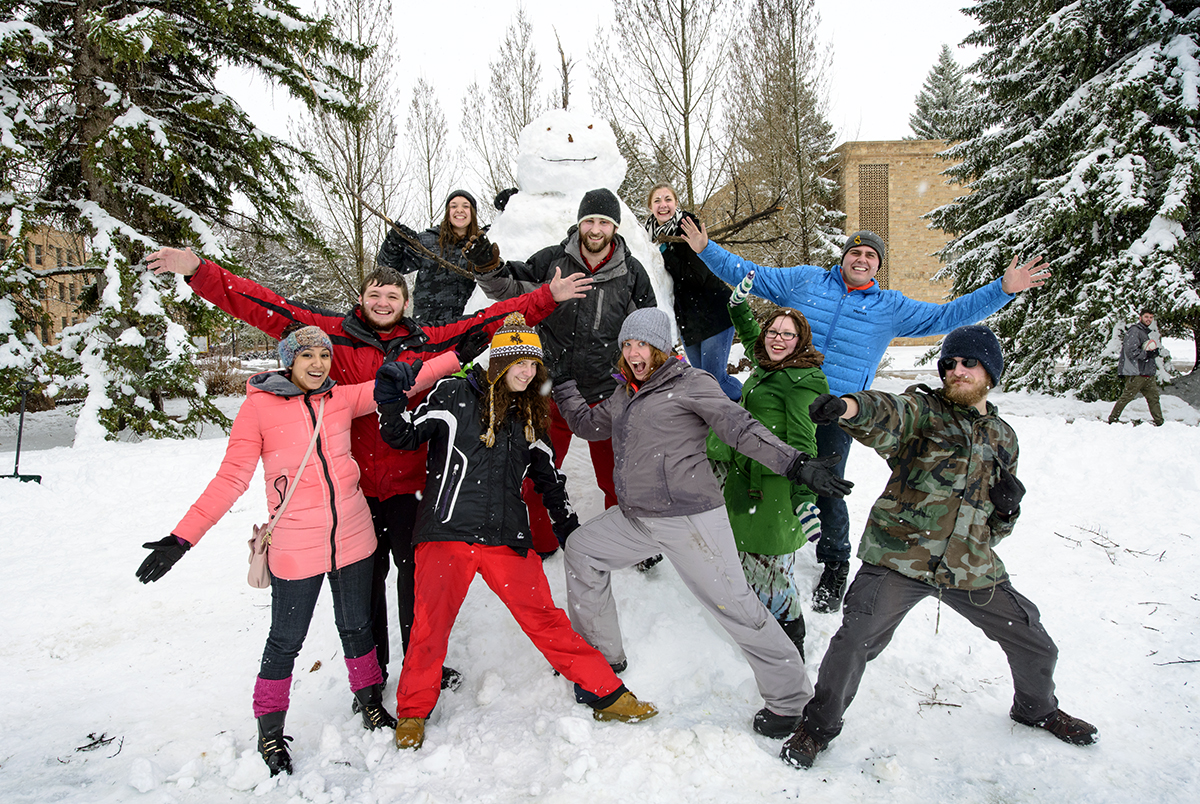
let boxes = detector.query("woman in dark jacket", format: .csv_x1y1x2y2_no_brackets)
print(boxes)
645,183,741,400
376,189,484,325
376,313,657,752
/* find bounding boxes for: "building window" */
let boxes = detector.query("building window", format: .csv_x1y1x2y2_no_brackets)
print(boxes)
56,247,63,265
39,282,46,300
58,281,65,299
61,316,67,329
70,283,76,301
858,163,890,288
34,244,43,265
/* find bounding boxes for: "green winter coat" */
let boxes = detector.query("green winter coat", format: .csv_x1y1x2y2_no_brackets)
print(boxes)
842,384,1020,590
708,302,828,555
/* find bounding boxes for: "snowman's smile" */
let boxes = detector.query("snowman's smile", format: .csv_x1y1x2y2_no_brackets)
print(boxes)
541,156,598,163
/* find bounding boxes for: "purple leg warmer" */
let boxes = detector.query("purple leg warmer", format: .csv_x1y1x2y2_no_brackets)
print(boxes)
252,675,292,719
344,647,384,693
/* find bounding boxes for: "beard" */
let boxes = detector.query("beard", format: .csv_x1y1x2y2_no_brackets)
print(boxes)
582,231,614,254
362,307,403,332
943,375,990,409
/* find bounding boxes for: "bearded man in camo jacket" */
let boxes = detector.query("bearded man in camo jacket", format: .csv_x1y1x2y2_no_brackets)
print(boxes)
778,325,1099,769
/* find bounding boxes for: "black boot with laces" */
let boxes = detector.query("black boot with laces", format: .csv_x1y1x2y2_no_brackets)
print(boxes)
256,711,293,776
353,683,399,731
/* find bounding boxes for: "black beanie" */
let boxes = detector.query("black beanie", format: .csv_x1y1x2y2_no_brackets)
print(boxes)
577,188,621,227
841,230,886,263
940,325,1004,384
445,189,478,210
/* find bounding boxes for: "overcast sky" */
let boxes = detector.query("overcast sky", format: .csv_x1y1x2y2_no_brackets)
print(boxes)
225,0,983,158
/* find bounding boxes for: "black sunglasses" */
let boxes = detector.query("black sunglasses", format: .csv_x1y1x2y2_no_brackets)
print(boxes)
938,357,979,373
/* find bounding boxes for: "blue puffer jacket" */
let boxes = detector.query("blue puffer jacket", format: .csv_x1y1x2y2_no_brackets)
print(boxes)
699,242,1014,396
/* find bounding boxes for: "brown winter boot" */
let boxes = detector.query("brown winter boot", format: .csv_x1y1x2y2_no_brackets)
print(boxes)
592,691,659,723
394,717,426,750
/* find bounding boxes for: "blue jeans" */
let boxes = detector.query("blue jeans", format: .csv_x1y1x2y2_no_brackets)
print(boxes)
684,326,742,401
814,423,853,565
259,556,376,680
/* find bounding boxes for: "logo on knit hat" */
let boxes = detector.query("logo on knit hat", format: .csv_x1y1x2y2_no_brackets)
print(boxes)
487,313,544,385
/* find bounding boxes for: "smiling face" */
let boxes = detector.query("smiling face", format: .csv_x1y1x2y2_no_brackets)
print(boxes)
289,346,332,392
579,217,616,254
840,245,881,287
649,186,678,223
445,196,474,236
359,282,408,331
621,339,655,382
503,358,539,393
1140,312,1155,328
763,315,800,361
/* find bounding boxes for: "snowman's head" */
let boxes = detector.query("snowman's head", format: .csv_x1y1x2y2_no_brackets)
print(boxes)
516,109,627,195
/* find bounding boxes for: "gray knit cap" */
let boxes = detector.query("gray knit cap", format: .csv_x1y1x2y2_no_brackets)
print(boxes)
841,230,886,263
618,308,671,353
577,188,621,227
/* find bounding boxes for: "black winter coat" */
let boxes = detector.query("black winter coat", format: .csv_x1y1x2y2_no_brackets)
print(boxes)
376,226,476,326
658,211,732,345
477,228,657,404
378,370,574,554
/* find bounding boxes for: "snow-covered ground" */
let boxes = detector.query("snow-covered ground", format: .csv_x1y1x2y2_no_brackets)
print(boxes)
1,346,1197,803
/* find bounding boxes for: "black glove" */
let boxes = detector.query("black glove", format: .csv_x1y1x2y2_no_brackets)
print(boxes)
375,359,423,404
386,222,420,245
1146,348,1160,358
785,452,853,499
136,535,191,583
463,233,501,272
552,513,580,548
455,329,490,364
809,394,848,426
989,465,1025,516
494,187,519,211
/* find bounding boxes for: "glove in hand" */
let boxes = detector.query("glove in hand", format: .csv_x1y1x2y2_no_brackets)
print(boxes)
375,359,423,404
729,270,755,306
989,465,1025,516
796,502,822,543
494,187,519,211
136,535,190,583
785,453,853,499
463,233,501,272
386,222,420,245
808,394,848,426
552,513,580,548
455,329,490,364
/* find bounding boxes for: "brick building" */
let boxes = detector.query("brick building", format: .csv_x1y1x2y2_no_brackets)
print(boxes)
1,226,96,345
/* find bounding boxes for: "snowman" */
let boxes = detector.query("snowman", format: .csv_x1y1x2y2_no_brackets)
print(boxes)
465,108,674,329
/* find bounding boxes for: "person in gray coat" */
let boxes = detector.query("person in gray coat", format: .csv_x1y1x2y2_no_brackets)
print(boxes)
553,307,853,738
1108,309,1166,426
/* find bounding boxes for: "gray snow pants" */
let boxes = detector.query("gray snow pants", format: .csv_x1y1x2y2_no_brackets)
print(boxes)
564,505,813,717
802,563,1060,743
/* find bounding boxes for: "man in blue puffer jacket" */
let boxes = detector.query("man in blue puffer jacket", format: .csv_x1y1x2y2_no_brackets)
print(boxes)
680,218,1049,613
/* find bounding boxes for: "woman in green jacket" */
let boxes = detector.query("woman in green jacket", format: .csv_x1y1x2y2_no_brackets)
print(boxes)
710,272,828,660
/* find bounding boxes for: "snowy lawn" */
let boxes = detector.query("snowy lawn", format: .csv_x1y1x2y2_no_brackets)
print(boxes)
1,366,1197,803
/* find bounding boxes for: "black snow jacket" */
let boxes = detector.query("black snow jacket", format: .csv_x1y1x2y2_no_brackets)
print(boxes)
378,369,576,554
476,228,657,404
657,211,733,345
376,226,477,326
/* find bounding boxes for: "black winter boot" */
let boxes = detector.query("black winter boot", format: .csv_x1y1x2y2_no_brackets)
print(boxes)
811,561,850,613
778,617,806,663
753,707,802,738
256,711,293,777
635,554,664,572
353,684,399,731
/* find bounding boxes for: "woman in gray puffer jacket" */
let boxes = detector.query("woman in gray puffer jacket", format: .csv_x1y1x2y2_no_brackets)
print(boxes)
553,307,852,739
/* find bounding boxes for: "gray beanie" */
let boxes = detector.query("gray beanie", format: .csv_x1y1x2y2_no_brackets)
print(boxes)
618,307,671,353
841,230,886,263
577,188,621,227
940,325,1004,384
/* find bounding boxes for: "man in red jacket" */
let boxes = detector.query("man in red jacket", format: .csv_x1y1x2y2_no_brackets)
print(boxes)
148,247,590,690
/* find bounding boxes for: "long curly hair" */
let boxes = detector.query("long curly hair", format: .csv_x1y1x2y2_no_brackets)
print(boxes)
480,362,551,446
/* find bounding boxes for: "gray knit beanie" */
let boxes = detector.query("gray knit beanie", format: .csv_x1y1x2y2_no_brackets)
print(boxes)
618,308,671,353
841,230,886,263
577,188,621,227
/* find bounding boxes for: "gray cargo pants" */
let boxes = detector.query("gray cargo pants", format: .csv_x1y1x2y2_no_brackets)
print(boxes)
802,563,1060,742
564,505,813,717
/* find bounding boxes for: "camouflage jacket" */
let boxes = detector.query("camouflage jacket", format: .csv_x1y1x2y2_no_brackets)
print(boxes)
841,384,1020,590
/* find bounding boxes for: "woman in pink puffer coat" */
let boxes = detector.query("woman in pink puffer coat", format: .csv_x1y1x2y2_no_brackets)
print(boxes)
136,324,455,777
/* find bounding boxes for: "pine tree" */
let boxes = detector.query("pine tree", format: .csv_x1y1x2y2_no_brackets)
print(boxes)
907,44,981,141
929,0,1200,399
0,0,364,441
0,219,50,414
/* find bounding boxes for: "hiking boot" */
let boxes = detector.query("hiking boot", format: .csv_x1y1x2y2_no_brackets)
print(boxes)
812,561,850,613
592,691,658,723
635,554,664,572
353,683,398,731
394,717,426,750
1011,707,1099,746
256,711,294,776
753,707,802,738
780,725,828,768
609,658,628,674
441,666,463,691
778,617,806,663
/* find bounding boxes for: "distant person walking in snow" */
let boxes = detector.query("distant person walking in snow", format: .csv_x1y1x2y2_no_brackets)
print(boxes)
1108,309,1167,426
779,325,1098,769
473,188,657,556
136,325,431,777
377,314,657,750
376,189,489,326
680,218,1051,615
555,307,852,740
708,272,829,663
644,182,741,400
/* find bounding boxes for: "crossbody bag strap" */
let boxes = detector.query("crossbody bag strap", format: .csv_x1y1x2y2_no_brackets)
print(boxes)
266,395,326,533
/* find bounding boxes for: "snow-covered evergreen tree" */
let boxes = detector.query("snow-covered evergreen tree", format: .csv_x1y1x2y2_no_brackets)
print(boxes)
907,44,981,141
930,0,1200,399
0,213,49,414
0,1,363,441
